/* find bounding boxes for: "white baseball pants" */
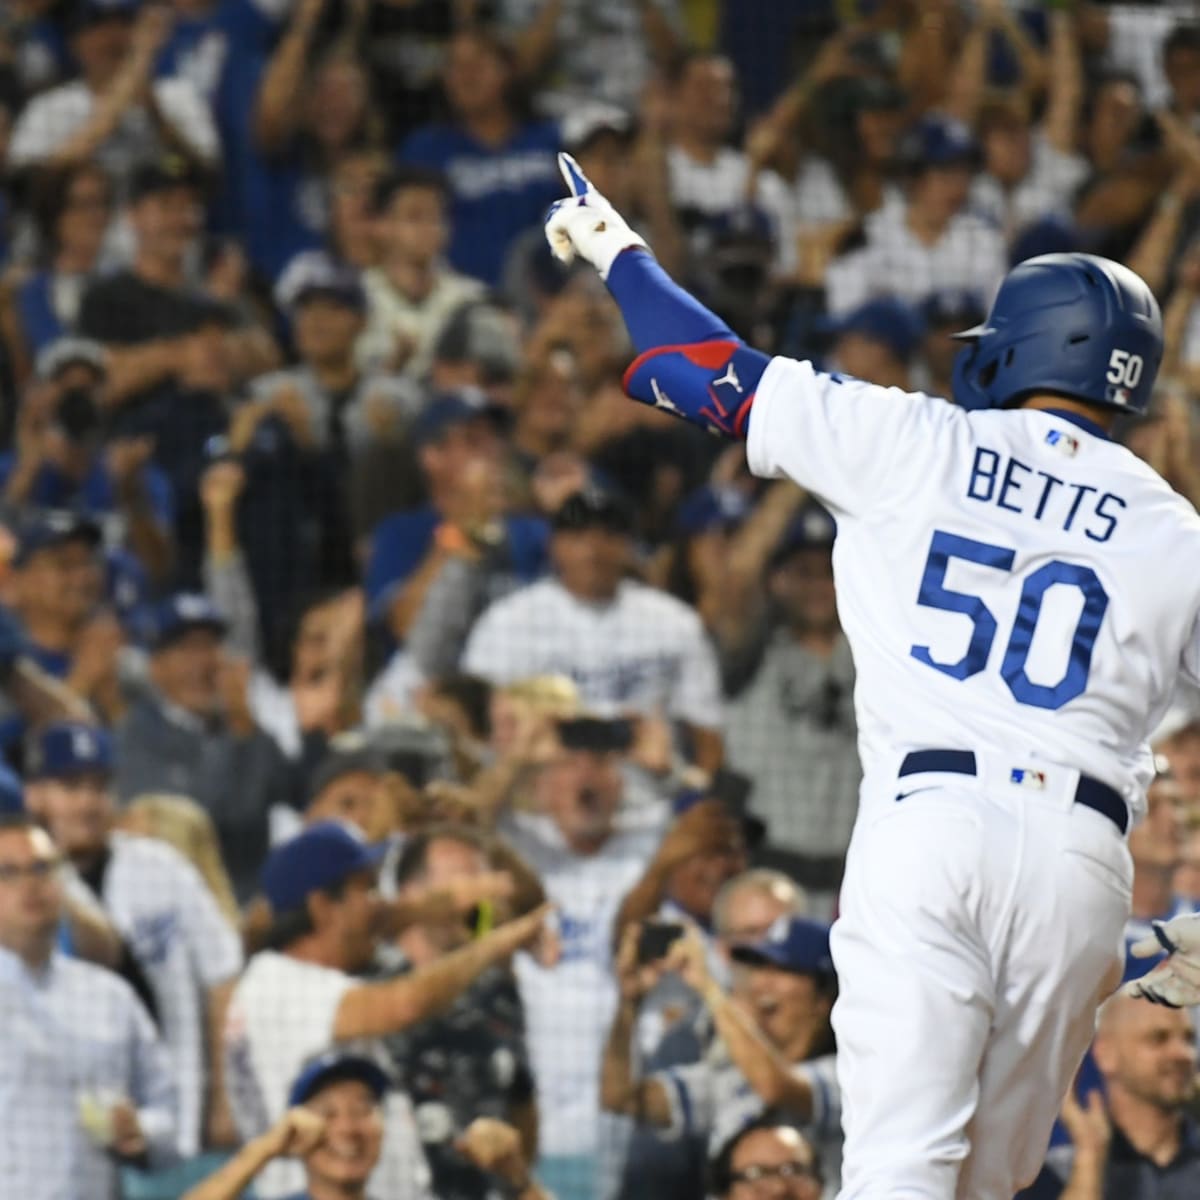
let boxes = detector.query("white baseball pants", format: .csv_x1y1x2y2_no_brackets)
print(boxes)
831,753,1132,1199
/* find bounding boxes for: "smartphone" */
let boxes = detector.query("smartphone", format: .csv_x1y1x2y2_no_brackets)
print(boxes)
636,920,685,965
467,899,495,940
557,716,634,754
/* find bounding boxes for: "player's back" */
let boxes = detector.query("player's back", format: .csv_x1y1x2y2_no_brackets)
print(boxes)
747,357,1200,814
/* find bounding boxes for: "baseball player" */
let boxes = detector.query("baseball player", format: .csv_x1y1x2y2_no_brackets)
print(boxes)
544,153,1200,1198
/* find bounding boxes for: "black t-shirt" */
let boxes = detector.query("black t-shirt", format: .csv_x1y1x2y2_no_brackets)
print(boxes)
78,271,234,581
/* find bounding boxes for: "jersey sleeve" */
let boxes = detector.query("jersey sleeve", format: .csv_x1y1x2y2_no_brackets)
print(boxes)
671,615,724,730
173,855,243,987
745,355,961,518
125,984,180,1165
654,1059,716,1141
461,598,525,684
790,1053,841,1139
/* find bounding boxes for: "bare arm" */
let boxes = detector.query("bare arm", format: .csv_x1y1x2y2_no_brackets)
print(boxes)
45,17,164,170
183,1110,326,1200
1043,11,1083,155
9,658,95,726
1126,178,1197,297
204,979,239,1148
99,340,184,410
941,6,991,127
671,933,814,1115
511,0,563,83
598,925,675,1125
636,0,682,68
333,906,548,1041
703,982,814,1114
599,994,673,1124
612,800,743,949
254,0,325,155
1058,1089,1109,1200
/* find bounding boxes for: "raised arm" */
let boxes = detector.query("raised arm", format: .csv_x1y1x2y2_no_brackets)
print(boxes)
599,925,674,1125
332,904,549,1041
545,154,772,440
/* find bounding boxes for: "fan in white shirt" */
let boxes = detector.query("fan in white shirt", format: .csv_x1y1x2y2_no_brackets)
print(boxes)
463,487,724,773
825,114,1007,317
223,821,551,1199
7,0,220,187
663,51,797,278
25,721,242,1158
500,735,668,1200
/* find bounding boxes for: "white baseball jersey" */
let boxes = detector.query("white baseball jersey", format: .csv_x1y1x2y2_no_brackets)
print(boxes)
746,356,1200,818
99,832,243,1156
224,951,431,1200
502,811,664,1158
463,578,724,729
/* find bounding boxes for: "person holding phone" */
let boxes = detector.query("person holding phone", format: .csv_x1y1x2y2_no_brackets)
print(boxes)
601,915,842,1192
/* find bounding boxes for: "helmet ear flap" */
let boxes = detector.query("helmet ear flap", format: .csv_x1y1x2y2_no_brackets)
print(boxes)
951,341,1000,411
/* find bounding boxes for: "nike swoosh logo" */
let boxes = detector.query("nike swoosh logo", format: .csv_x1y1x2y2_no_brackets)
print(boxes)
894,786,938,803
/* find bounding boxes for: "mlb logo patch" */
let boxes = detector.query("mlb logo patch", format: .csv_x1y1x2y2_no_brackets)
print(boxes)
1010,768,1046,790
1045,429,1079,457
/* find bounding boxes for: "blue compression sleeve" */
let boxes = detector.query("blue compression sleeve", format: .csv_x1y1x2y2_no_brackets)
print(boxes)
606,249,772,439
606,248,733,352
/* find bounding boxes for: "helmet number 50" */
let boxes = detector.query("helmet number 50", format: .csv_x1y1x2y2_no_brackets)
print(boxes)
910,530,1109,711
1107,349,1144,388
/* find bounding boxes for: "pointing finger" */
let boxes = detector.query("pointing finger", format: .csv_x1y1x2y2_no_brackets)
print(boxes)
558,152,592,197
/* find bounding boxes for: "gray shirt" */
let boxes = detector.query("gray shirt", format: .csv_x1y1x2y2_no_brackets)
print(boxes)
114,693,294,900
725,630,861,859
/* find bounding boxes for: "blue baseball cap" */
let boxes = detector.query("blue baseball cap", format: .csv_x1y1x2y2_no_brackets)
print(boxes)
282,256,366,314
261,821,387,915
769,501,837,567
15,510,102,567
410,388,508,448
921,289,987,332
27,722,115,779
731,915,836,978
0,763,23,814
288,1049,392,1107
902,114,979,171
675,485,753,537
824,297,925,362
150,593,227,652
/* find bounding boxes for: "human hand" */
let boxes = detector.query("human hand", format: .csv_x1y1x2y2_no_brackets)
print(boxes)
262,1107,327,1159
545,153,649,279
218,655,255,735
199,459,246,515
106,436,154,494
662,926,712,994
70,613,124,698
653,800,743,877
109,1100,148,1159
269,383,317,449
615,922,672,1002
1122,914,1200,1007
1059,1087,1111,1160
454,1117,529,1186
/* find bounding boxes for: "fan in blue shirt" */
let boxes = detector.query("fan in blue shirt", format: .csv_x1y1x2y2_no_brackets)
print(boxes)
399,28,560,288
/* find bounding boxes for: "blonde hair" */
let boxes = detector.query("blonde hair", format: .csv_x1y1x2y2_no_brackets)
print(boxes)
498,675,581,718
118,794,240,927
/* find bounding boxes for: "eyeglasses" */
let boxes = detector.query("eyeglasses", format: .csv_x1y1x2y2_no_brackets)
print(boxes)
0,858,64,885
730,1162,820,1187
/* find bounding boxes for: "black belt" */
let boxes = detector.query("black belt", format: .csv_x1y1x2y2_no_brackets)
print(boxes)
898,749,1129,836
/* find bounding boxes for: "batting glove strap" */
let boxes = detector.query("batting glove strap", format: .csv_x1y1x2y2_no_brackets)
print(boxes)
622,339,771,439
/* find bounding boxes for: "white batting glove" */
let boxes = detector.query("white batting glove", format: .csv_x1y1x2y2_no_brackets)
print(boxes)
1121,913,1200,1008
544,152,647,280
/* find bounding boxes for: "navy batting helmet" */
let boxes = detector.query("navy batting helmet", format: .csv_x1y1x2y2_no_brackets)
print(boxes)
951,253,1162,414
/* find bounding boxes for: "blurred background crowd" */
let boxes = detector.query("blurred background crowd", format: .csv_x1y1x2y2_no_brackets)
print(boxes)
2,0,1200,1198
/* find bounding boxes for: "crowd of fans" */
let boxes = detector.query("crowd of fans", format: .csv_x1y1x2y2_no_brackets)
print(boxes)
2,1,1200,1198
